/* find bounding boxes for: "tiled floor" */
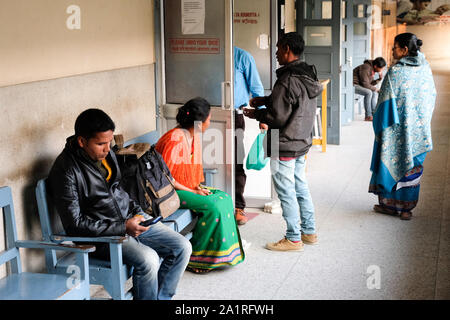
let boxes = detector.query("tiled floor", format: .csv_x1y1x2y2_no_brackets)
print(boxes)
172,66,450,300
92,64,450,300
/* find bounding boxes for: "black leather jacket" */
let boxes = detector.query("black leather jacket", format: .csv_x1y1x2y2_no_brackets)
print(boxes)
48,136,142,237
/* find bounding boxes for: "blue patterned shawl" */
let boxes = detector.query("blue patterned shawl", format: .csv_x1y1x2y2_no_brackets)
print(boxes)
369,52,436,193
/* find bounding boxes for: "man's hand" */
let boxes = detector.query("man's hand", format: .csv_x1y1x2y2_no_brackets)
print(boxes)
249,96,266,108
125,215,150,237
259,123,268,131
243,108,256,119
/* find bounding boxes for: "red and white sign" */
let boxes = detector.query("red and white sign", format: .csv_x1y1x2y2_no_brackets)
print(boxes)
169,38,220,54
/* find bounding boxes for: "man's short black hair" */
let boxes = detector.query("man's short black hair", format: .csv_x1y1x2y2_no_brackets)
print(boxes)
277,32,305,57
74,108,115,139
373,57,387,68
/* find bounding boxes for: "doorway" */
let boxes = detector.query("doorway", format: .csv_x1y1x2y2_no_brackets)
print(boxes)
160,0,235,197
234,0,276,208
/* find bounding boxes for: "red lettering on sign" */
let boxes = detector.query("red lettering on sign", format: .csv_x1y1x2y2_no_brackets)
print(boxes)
169,38,220,54
234,12,260,24
242,18,258,24
236,12,260,17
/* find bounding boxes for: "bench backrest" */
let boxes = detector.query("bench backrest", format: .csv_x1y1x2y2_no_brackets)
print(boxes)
123,130,160,147
36,179,66,240
35,178,68,271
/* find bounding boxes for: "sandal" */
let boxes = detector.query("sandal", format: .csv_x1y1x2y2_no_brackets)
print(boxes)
186,266,212,274
400,211,412,220
373,204,398,216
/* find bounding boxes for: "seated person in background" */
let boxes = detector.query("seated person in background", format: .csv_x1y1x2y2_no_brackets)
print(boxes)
353,57,386,121
155,97,245,274
48,108,191,300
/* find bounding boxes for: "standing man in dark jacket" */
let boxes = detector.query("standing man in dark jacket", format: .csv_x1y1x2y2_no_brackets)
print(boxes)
244,32,322,252
353,57,386,121
48,108,191,300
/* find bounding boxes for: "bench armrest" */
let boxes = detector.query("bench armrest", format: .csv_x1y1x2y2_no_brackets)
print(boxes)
15,240,96,253
51,235,128,244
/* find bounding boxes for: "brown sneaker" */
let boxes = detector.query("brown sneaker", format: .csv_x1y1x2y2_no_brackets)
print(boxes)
364,116,373,121
235,208,248,225
301,233,318,245
266,238,304,252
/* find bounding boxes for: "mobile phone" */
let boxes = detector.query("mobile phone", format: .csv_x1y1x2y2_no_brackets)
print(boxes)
139,216,162,227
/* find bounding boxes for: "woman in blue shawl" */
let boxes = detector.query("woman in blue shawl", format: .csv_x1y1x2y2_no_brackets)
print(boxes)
369,33,436,220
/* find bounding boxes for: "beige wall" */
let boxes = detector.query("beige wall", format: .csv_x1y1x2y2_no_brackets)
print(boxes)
0,0,156,276
0,0,155,87
405,24,450,69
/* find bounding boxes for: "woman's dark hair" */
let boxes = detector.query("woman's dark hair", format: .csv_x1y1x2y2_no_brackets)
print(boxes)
373,57,387,68
176,97,211,129
394,33,423,57
277,32,305,56
75,108,115,139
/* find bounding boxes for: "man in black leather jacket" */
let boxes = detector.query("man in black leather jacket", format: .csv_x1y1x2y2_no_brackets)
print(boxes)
245,32,321,252
48,108,191,300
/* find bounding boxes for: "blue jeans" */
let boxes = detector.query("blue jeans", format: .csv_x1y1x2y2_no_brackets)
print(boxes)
270,155,316,241
122,221,192,300
354,85,378,117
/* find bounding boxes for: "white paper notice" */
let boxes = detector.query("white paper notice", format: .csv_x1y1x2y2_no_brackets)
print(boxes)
182,0,205,35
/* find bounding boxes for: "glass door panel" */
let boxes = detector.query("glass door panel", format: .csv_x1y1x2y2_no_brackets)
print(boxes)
162,0,235,196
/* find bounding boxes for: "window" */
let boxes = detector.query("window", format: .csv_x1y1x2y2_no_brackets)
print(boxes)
304,26,332,46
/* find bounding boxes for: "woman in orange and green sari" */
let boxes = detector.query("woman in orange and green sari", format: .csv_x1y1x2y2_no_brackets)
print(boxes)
155,97,245,273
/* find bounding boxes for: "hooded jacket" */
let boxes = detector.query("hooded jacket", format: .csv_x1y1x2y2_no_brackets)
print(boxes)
48,136,142,237
255,59,322,158
353,59,381,91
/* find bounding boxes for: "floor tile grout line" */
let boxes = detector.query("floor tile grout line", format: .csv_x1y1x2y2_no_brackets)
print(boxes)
270,251,307,300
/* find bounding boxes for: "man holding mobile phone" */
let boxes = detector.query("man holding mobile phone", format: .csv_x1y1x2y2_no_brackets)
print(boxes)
48,108,191,300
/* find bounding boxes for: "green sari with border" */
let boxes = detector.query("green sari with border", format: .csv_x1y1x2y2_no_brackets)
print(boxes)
177,188,245,270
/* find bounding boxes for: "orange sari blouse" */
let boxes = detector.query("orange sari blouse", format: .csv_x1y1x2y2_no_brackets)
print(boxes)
155,128,204,190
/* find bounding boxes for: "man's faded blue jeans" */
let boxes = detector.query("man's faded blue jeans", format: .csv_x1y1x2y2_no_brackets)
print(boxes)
270,155,316,241
122,221,192,300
